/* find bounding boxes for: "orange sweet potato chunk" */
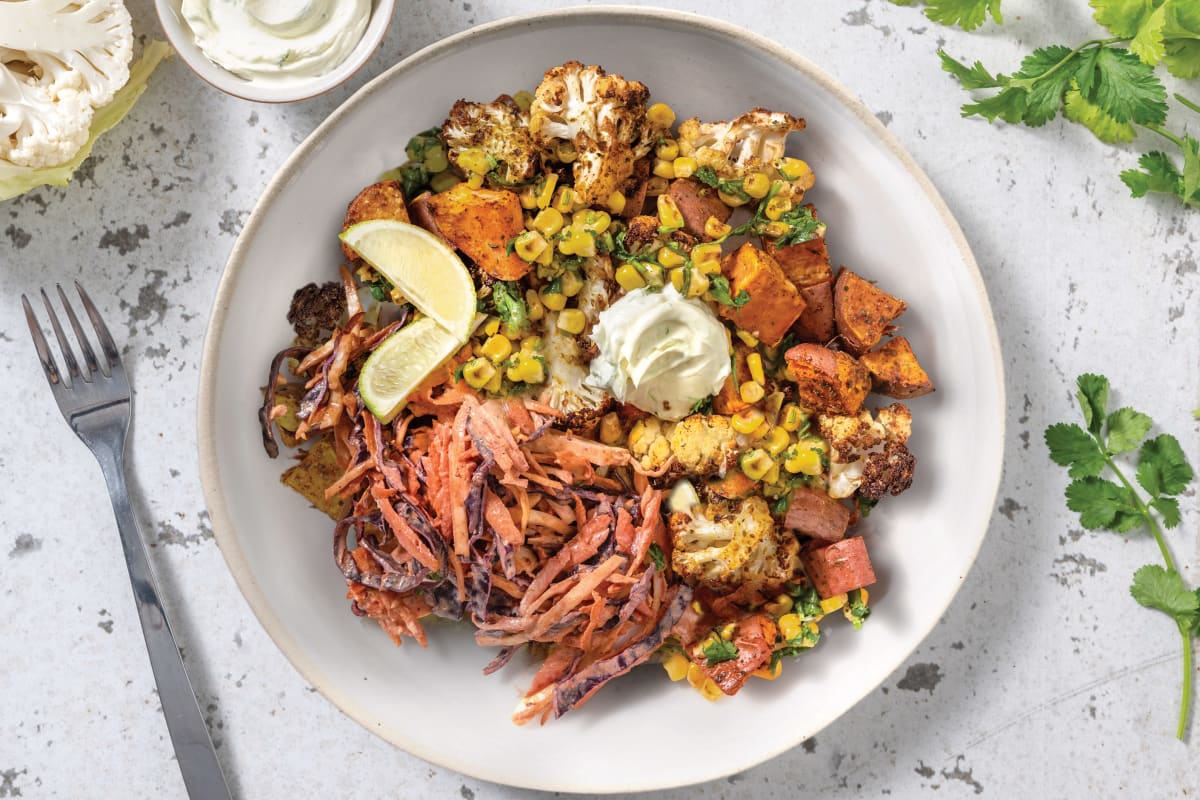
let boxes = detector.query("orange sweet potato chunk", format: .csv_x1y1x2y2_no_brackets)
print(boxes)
860,336,934,399
424,183,531,280
340,181,411,261
783,343,871,415
833,268,907,355
718,243,806,347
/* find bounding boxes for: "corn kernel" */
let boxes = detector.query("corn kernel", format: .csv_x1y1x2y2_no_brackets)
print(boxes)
532,208,564,237
646,176,670,196
735,329,759,347
461,357,496,390
691,600,704,614
599,412,624,445
512,89,534,111
512,230,548,263
778,613,802,642
718,189,750,207
555,270,580,298
765,196,793,221
784,447,822,475
686,662,707,689
484,318,501,337
573,209,611,233
820,593,848,615
739,380,765,405
484,368,503,393
704,216,732,240
388,287,406,305
763,427,791,456
520,335,541,353
763,220,790,239
525,290,545,321
480,334,513,363
561,228,596,258
552,186,575,214
743,172,771,199
555,140,577,163
780,404,805,432
658,247,686,268
731,408,766,435
655,138,680,160
699,679,724,702
657,194,684,229
753,660,783,681
765,593,794,617
776,157,811,181
519,185,539,210
765,391,786,422
423,145,449,174
746,353,766,385
652,159,676,180
540,289,567,311
647,102,676,128
685,270,711,298
466,172,485,189
739,449,774,481
458,147,491,175
663,652,690,682
672,156,698,179
557,308,586,335
615,263,648,291
719,623,736,641
606,191,627,215
535,173,558,209
522,359,546,384
691,242,722,274
430,171,461,193
535,243,554,266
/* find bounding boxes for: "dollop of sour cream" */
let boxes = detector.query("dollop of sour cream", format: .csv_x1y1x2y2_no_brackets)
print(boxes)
181,0,370,85
587,285,731,421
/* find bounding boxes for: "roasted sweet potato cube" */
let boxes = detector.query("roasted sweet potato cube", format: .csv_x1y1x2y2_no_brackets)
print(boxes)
340,181,411,261
794,279,836,343
785,487,851,543
860,336,934,399
762,236,832,288
713,342,751,415
423,183,531,280
281,438,352,521
801,537,876,598
719,243,806,347
783,343,870,415
834,268,907,355
667,178,731,239
707,468,759,500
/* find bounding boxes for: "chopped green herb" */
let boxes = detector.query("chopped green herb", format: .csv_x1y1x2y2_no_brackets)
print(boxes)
702,637,739,666
491,281,529,334
398,163,430,201
845,588,871,629
648,543,667,571
709,275,750,307
691,395,715,414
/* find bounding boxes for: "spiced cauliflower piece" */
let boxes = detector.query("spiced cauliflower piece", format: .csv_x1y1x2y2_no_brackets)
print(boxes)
817,403,915,500
538,255,616,415
528,61,665,206
440,95,539,185
628,414,737,477
669,496,799,592
676,109,813,202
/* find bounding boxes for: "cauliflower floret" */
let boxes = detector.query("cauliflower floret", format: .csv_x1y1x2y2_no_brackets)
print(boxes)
669,496,800,592
538,255,616,414
440,96,539,185
628,414,738,477
528,61,665,206
818,403,915,500
0,0,133,169
676,109,813,202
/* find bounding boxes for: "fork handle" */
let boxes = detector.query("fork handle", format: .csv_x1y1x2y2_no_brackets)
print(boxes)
97,446,233,800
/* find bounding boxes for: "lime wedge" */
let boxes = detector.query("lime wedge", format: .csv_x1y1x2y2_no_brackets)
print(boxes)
358,316,464,422
340,220,476,342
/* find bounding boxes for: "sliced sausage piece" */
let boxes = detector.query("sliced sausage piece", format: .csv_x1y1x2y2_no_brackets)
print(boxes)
618,158,651,218
703,614,777,696
667,178,731,239
801,537,876,598
784,487,851,543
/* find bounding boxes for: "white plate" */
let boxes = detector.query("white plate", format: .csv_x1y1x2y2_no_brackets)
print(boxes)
199,7,1005,793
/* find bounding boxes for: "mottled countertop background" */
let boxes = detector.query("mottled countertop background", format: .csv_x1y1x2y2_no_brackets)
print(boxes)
2,0,1198,797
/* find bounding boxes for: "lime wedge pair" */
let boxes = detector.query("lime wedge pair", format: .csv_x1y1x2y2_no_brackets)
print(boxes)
339,220,476,422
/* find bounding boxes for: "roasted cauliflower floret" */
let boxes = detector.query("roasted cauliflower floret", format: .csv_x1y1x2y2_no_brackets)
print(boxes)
538,255,616,414
628,414,737,477
669,496,800,592
440,95,539,185
528,61,665,206
676,109,813,202
817,403,914,500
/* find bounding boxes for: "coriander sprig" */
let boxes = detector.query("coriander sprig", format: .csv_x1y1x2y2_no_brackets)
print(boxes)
887,0,1003,32
1046,374,1198,739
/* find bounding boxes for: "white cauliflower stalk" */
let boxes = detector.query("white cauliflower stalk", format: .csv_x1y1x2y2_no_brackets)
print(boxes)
676,109,813,202
440,96,539,185
538,255,615,414
529,61,665,206
818,403,915,500
0,0,132,169
669,496,799,593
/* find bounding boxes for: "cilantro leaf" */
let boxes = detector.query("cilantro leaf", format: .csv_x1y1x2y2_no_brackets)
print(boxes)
491,281,529,334
1076,373,1110,435
1090,0,1157,39
647,543,667,571
1151,497,1182,528
938,50,1004,89
1065,476,1145,531
1131,3,1169,65
925,0,1003,31
1163,2,1200,78
1164,38,1200,79
691,395,714,414
1014,46,1078,126
1045,422,1106,477
961,86,1030,124
702,638,738,666
1121,150,1185,197
1106,407,1154,453
1130,564,1200,624
1137,434,1194,496
1064,86,1137,143
1182,134,1200,203
1078,46,1168,125
709,275,750,307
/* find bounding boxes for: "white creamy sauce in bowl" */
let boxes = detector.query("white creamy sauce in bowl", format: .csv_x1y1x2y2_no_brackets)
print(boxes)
181,0,371,85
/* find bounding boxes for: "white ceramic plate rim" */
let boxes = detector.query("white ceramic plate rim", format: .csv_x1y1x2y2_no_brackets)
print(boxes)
198,6,1006,792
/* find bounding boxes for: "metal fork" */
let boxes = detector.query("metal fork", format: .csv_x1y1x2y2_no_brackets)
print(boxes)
22,283,232,800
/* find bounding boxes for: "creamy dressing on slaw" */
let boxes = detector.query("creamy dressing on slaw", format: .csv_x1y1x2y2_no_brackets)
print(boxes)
181,0,370,85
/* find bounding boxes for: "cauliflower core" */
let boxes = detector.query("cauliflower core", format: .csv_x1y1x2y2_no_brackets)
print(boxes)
529,61,665,206
0,0,133,169
818,403,915,500
669,496,799,593
441,95,539,185
676,109,813,202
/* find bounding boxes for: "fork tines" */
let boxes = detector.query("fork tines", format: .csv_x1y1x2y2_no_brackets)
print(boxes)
22,282,122,388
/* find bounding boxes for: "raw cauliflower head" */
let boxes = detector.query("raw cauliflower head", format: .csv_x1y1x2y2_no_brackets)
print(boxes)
440,96,539,185
528,61,665,206
669,495,799,593
676,109,813,202
0,0,133,169
818,403,915,500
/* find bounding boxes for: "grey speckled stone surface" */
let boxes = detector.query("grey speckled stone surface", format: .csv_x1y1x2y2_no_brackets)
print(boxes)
2,0,1198,797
